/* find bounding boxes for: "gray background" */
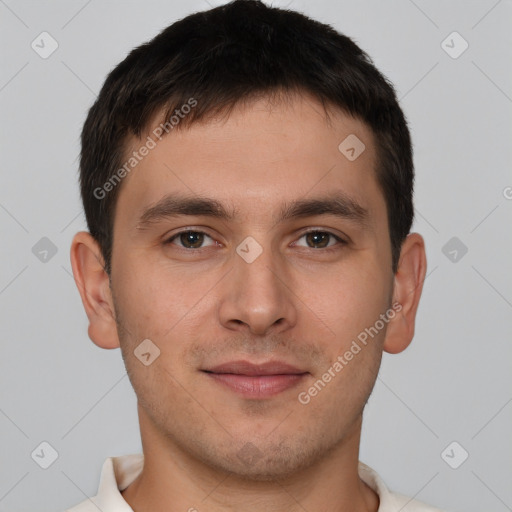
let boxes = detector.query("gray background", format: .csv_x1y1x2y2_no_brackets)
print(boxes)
1,0,511,511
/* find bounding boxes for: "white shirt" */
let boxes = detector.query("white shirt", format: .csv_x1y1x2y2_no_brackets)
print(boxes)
66,454,446,511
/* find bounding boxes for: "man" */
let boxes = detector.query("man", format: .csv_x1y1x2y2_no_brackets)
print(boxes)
68,1,445,510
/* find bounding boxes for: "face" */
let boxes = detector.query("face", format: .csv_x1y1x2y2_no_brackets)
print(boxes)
109,93,395,479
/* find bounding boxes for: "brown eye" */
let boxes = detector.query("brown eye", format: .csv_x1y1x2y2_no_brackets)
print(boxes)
295,230,344,249
305,231,331,248
166,230,214,249
180,231,204,248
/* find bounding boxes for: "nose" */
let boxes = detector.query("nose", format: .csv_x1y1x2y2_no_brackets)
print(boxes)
218,240,298,336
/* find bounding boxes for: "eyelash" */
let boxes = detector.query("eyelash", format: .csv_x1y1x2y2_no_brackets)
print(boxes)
163,229,347,252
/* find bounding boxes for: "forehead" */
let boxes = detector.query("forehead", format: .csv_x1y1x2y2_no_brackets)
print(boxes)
114,93,383,229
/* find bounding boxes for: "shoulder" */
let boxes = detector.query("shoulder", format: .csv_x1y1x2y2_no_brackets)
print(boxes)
65,500,100,512
358,462,449,512
64,454,143,511
388,490,448,511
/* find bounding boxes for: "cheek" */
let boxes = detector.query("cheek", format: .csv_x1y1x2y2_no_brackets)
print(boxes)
302,263,391,346
114,256,212,337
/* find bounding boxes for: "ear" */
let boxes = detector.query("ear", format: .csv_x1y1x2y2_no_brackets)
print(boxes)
70,231,120,349
383,233,427,354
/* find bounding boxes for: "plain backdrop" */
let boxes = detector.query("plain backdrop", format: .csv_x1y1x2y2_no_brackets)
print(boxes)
1,1,511,511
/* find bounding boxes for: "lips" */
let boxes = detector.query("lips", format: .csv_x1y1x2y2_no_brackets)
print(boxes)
202,360,309,399
206,360,306,376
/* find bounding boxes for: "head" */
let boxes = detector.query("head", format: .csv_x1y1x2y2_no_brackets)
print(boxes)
71,0,426,480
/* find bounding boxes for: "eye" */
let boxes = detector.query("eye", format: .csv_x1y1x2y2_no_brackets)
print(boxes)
294,230,346,249
164,229,345,251
165,230,216,249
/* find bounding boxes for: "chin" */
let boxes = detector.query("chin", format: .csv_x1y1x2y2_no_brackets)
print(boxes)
195,436,325,482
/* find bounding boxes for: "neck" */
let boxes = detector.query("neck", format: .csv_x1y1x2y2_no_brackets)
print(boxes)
121,409,379,512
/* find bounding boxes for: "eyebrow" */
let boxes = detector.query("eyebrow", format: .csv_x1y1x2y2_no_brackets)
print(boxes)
135,192,369,231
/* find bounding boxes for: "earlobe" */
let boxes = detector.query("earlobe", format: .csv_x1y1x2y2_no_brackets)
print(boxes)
70,231,120,349
383,233,427,354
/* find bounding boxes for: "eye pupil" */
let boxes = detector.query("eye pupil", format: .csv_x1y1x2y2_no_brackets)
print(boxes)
181,231,204,248
306,231,329,248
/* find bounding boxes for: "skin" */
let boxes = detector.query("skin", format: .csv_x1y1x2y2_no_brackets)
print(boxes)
70,92,426,512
